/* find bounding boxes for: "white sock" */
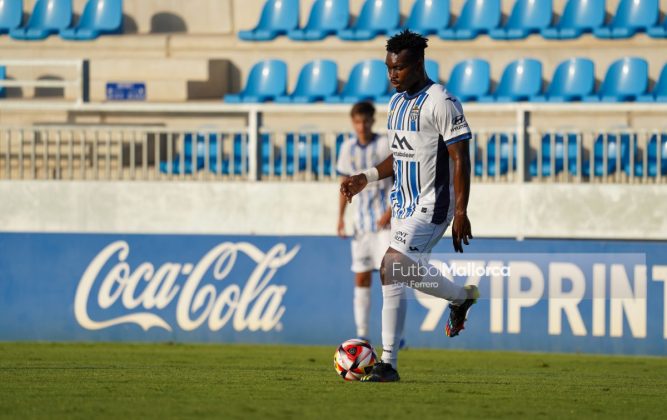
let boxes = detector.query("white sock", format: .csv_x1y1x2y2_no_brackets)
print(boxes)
381,283,406,369
410,262,467,304
353,286,371,338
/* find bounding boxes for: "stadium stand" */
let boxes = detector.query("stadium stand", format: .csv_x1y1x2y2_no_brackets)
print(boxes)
529,133,579,177
479,58,543,102
638,63,667,102
224,59,288,103
489,0,553,40
391,0,450,36
568,133,631,177
541,0,605,39
337,0,399,40
275,60,338,103
10,0,72,40
0,65,4,97
648,14,667,37
59,0,123,40
238,0,299,41
583,57,649,102
474,133,516,177
532,58,595,102
438,0,501,40
324,59,388,103
0,0,22,34
593,0,659,39
287,0,349,41
630,133,667,176
443,59,491,102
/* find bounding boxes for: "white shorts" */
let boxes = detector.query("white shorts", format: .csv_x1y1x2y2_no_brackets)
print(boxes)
350,229,391,273
389,215,453,262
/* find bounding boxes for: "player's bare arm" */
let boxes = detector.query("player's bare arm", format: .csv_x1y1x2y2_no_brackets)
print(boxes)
448,140,473,253
340,154,394,203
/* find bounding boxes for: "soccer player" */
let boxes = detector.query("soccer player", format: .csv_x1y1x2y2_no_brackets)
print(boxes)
340,30,479,382
336,101,399,342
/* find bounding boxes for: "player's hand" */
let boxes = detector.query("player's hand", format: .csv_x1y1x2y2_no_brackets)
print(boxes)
452,212,473,253
340,174,368,203
377,210,391,230
337,218,347,238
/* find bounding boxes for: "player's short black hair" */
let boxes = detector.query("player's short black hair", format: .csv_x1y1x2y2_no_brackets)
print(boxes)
386,29,428,62
350,101,375,118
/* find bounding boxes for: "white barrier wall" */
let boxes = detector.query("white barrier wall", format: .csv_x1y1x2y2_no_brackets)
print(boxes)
2,181,666,240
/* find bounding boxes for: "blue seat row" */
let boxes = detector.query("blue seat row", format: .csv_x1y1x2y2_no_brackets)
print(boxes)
0,0,122,41
528,133,667,178
224,57,667,103
159,133,346,177
239,0,667,41
473,132,667,178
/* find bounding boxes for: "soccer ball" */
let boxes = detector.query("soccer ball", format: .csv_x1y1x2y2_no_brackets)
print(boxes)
333,338,378,381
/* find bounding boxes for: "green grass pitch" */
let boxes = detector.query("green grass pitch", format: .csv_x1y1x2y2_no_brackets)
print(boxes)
1,342,666,419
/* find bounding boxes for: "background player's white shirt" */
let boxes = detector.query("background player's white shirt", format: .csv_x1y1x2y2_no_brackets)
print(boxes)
337,134,393,234
387,83,472,224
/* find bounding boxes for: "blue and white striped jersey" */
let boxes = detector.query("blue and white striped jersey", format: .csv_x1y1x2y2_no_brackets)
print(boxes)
387,83,472,224
337,134,393,233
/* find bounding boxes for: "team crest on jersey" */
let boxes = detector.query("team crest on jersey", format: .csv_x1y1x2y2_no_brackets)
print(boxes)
409,106,420,121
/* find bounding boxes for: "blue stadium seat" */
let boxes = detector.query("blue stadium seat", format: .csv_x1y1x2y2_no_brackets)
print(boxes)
594,0,658,39
238,0,298,41
0,66,5,98
569,133,631,177
637,64,667,102
160,133,221,175
532,58,595,102
325,134,346,175
337,0,399,41
275,60,338,103
288,0,349,41
648,15,667,38
224,60,288,103
324,59,388,103
391,0,450,36
261,133,323,176
583,58,648,102
630,134,667,177
529,133,579,177
480,59,542,102
208,134,248,176
541,0,604,39
445,59,490,102
59,0,122,40
474,134,517,177
0,0,22,34
377,59,440,103
438,0,500,40
10,0,72,40
489,0,552,40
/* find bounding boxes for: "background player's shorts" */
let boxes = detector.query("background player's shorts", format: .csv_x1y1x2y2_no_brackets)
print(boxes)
389,215,454,263
350,229,391,273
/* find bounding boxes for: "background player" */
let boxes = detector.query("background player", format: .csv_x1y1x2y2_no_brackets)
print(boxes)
341,30,479,382
336,101,400,342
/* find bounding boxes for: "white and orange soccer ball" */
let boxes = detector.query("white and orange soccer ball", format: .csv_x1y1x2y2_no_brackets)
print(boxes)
333,338,378,381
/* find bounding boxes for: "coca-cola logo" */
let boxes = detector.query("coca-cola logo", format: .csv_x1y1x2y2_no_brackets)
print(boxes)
74,241,299,332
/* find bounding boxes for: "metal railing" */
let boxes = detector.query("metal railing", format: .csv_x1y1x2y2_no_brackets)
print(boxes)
0,59,88,104
1,125,665,183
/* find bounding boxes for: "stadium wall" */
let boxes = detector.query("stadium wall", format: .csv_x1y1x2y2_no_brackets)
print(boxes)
1,181,666,355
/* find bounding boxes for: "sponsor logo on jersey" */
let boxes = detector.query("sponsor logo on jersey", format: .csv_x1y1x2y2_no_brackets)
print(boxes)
451,114,469,133
392,134,414,151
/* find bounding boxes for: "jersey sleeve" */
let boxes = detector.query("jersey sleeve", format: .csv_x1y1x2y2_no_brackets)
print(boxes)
336,141,353,176
433,96,472,145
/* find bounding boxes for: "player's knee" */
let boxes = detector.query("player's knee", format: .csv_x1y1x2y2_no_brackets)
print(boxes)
381,250,405,285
